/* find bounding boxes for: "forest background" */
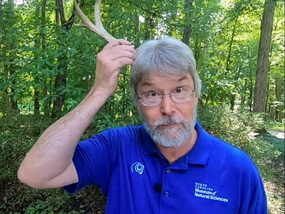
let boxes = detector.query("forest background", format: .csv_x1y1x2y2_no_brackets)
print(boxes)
0,0,284,213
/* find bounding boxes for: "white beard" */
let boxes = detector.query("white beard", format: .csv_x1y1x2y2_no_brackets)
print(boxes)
144,108,197,148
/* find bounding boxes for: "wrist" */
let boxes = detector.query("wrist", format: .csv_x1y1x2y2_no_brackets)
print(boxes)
77,85,114,117
78,87,108,109
92,85,114,97
90,87,111,100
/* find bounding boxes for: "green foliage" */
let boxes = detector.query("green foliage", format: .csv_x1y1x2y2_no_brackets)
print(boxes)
199,105,264,147
0,0,283,120
0,0,284,213
0,114,107,214
265,120,285,131
198,104,283,182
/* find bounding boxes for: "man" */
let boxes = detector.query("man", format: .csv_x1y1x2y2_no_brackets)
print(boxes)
18,38,267,213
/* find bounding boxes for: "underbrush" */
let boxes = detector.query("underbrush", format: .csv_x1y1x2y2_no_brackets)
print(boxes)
0,108,284,213
0,114,106,214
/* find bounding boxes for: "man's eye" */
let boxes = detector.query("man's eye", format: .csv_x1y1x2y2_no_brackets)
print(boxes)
143,91,159,98
150,91,157,97
175,88,183,93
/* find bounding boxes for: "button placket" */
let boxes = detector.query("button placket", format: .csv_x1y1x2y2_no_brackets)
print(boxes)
163,168,171,198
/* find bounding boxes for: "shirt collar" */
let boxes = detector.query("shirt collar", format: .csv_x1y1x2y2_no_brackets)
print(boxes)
139,122,211,167
186,122,211,166
139,125,160,156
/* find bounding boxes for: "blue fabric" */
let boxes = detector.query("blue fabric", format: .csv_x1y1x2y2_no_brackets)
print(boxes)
64,122,267,214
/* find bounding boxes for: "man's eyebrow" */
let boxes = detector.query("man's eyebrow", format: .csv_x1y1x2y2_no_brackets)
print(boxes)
177,76,188,82
140,81,153,87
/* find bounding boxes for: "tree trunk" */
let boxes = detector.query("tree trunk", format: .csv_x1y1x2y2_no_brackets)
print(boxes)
34,90,40,115
1,0,19,113
144,16,152,40
275,78,282,121
34,0,40,115
0,0,9,114
0,0,4,33
167,7,177,37
55,0,65,24
240,79,246,107
9,1,17,111
225,16,238,75
182,0,193,46
194,36,200,70
52,71,67,117
52,0,75,118
230,66,241,111
42,0,49,116
253,0,276,112
134,14,141,48
248,47,254,111
265,76,270,115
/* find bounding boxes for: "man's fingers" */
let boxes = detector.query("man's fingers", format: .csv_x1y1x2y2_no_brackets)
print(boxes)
104,44,135,61
102,43,135,61
112,50,135,61
107,39,131,48
109,43,135,54
98,39,135,72
117,57,134,68
118,44,135,53
107,40,121,47
117,39,131,46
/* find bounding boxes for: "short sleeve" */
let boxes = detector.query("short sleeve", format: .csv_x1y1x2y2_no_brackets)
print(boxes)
63,131,112,195
238,158,267,214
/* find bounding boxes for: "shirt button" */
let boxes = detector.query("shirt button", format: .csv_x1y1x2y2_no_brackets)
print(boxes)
166,169,171,174
164,192,170,197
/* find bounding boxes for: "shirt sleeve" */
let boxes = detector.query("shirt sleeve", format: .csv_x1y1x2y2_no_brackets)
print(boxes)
63,131,113,195
247,175,268,214
238,159,268,214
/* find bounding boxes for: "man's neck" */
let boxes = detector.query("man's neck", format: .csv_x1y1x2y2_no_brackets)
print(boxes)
157,129,197,164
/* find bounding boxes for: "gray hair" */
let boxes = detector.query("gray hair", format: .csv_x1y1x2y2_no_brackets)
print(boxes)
130,37,202,109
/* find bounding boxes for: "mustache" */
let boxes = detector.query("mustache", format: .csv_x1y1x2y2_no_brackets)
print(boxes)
151,116,187,129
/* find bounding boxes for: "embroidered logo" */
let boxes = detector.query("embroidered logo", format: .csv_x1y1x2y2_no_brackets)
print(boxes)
194,182,229,203
131,162,145,175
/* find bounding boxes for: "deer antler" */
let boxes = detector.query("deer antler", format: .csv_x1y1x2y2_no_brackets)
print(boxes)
74,0,116,42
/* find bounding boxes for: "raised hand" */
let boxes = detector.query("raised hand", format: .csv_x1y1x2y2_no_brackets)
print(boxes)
94,40,135,96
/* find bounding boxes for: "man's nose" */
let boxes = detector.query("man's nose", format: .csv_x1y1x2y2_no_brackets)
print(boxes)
160,95,176,116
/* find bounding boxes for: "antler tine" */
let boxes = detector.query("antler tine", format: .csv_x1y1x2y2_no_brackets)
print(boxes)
94,0,104,29
74,0,116,42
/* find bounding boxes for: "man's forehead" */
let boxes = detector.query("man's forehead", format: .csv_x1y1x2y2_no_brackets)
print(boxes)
140,73,191,85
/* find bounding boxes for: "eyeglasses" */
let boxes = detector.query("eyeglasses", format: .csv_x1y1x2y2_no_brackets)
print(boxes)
137,87,195,107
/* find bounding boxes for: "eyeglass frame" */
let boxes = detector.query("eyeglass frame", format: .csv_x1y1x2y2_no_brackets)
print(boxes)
137,87,196,107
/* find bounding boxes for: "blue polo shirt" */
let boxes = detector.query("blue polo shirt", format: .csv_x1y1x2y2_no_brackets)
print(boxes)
64,122,267,213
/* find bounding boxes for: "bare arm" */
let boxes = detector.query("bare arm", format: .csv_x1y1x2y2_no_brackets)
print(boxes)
18,40,135,189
